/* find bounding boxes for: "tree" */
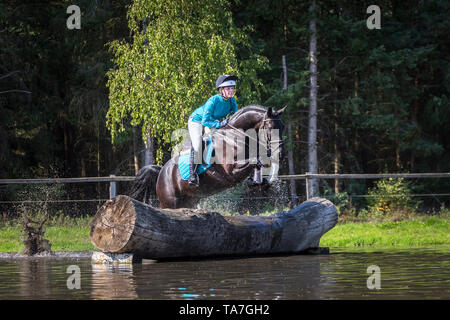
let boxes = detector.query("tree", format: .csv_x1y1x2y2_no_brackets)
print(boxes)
307,0,319,197
106,0,267,164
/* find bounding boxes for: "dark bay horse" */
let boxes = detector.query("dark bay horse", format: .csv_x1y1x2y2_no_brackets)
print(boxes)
129,105,286,209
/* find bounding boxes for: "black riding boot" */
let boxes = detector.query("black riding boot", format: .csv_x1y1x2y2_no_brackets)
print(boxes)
188,148,199,187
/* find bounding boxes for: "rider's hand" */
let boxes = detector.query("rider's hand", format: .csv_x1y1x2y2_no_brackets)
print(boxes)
219,118,229,128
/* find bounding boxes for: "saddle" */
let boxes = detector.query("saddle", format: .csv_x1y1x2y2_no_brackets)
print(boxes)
178,136,214,180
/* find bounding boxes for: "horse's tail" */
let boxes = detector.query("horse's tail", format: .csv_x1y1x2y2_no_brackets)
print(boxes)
128,165,162,206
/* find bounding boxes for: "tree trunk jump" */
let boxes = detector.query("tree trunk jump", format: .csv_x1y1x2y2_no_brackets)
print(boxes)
90,195,338,260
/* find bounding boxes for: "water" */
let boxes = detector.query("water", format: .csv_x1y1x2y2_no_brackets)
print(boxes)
0,247,449,300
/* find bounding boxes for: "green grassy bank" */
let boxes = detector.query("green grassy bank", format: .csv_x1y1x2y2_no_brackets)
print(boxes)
0,225,95,253
0,215,449,253
0,216,95,253
319,216,450,247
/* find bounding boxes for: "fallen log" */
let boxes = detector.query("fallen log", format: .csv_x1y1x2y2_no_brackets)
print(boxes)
90,195,338,260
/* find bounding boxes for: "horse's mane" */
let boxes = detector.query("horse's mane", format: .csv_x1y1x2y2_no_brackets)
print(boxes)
229,104,266,122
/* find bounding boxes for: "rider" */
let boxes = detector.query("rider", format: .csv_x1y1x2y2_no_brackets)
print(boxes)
187,74,238,186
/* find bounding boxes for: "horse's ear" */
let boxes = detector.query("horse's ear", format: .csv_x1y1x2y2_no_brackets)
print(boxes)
277,106,287,115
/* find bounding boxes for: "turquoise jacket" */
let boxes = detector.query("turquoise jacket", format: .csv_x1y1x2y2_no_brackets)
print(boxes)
189,94,238,129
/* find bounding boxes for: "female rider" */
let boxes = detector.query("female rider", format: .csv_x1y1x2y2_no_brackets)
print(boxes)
187,75,238,186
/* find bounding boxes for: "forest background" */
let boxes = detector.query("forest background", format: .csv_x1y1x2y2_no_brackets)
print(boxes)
1,0,449,217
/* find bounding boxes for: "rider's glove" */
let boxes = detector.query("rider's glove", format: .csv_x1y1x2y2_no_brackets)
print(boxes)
219,118,229,128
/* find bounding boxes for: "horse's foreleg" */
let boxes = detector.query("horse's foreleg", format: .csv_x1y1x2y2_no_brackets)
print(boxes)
268,161,280,183
253,166,263,184
230,163,255,183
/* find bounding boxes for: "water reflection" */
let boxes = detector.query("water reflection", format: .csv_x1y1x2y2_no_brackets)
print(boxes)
91,264,137,299
0,247,449,299
18,259,51,298
132,255,326,300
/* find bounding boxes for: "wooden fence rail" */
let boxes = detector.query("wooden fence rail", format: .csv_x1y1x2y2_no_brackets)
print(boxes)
279,173,450,199
1,173,449,200
280,173,450,179
0,175,134,200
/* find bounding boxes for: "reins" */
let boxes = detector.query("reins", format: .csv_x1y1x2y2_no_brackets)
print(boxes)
207,112,283,152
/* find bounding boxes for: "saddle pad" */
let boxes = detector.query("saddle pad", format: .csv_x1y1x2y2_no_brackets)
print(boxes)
178,136,214,180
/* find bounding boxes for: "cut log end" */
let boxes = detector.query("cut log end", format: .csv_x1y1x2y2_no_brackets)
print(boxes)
90,195,137,252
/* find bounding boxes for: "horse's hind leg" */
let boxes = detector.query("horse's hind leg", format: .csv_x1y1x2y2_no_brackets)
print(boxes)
159,196,181,209
180,197,200,209
129,165,161,204
159,196,199,209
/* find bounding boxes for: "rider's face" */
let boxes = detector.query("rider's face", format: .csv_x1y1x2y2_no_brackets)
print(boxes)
221,86,235,99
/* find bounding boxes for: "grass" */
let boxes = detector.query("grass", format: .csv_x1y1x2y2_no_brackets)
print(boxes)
0,215,95,253
0,225,95,252
320,216,450,248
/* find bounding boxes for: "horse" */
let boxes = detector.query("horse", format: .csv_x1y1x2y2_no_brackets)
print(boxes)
129,105,286,209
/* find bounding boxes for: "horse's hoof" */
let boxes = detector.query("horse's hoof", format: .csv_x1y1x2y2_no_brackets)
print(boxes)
188,176,200,187
247,178,267,187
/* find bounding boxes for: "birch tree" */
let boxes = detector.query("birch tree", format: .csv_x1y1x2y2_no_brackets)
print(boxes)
106,0,267,164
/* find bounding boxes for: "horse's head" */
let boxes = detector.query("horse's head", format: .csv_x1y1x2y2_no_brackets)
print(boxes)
257,106,286,160
226,105,286,182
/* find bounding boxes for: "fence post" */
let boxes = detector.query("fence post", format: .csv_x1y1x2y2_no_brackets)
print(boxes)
109,174,116,200
287,122,298,207
305,172,310,200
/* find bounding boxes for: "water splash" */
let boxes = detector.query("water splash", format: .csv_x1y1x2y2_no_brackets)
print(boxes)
199,179,292,215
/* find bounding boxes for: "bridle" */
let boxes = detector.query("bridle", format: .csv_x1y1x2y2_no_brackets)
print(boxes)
260,113,284,158
260,113,272,157
215,112,283,160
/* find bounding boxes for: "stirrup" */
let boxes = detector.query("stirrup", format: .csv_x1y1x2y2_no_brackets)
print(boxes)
188,158,200,186
188,174,199,186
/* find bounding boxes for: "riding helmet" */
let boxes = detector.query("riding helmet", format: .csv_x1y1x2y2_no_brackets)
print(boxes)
216,75,238,90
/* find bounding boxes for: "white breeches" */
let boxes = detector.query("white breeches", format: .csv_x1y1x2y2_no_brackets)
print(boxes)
188,119,203,153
